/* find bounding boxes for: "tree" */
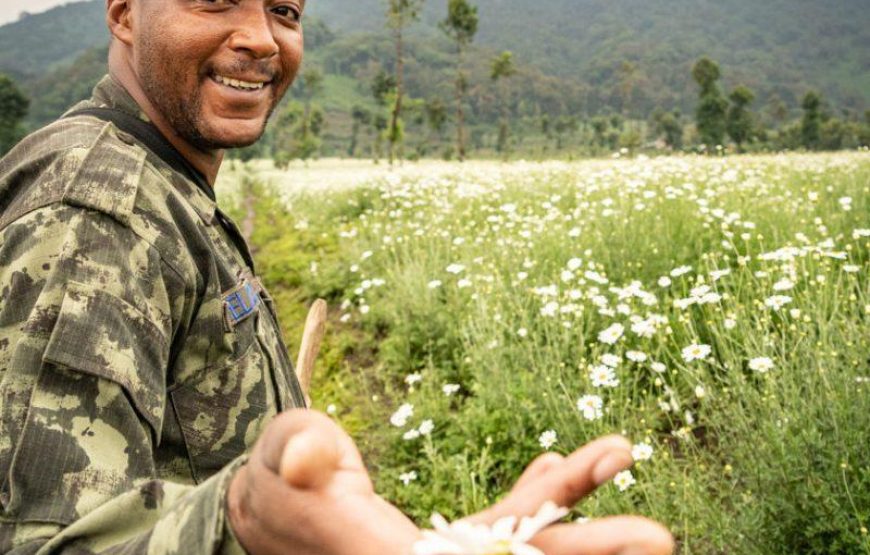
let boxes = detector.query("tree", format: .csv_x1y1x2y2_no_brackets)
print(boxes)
553,116,578,151
652,109,683,150
800,91,822,150
349,106,372,157
590,116,609,150
424,98,448,153
692,57,728,149
0,73,30,156
765,93,789,128
490,51,517,157
617,60,638,116
860,110,870,147
299,67,324,119
385,0,425,165
274,68,326,167
441,0,478,162
726,85,755,152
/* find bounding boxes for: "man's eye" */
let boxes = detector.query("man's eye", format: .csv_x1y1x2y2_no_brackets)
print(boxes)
272,5,301,21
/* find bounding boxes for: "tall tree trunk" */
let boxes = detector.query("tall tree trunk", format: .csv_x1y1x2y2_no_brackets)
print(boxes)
498,80,510,158
349,120,359,156
389,23,404,166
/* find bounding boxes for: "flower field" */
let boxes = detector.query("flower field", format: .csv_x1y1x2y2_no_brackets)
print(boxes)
220,152,869,554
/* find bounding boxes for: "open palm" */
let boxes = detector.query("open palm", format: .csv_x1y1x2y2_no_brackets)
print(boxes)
228,410,673,555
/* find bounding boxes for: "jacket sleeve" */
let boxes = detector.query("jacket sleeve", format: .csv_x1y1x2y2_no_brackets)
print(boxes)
0,205,246,555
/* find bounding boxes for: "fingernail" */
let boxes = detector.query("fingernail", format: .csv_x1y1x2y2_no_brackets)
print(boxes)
592,450,632,485
618,546,649,555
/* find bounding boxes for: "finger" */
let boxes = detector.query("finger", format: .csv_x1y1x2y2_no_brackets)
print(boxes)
469,435,632,524
256,409,358,487
280,426,341,489
531,517,675,555
512,452,565,491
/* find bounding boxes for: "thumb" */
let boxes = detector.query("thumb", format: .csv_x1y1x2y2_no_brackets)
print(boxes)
257,409,345,489
280,425,342,489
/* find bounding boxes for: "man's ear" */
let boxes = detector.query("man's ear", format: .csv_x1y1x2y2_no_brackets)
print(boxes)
106,0,134,46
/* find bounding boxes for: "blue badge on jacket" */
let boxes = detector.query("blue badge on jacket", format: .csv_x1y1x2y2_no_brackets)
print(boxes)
223,279,262,329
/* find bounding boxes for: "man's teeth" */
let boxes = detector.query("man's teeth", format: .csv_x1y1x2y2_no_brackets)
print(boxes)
215,75,266,90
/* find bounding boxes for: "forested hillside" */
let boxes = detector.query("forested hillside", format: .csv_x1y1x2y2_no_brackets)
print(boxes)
0,1,106,83
0,0,867,156
308,0,870,113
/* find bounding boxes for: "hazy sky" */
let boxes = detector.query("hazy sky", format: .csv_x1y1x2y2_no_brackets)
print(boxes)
0,0,73,26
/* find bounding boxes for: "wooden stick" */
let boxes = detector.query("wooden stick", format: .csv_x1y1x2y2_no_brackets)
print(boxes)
296,299,327,406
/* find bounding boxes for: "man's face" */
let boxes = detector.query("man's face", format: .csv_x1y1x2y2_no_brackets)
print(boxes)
132,0,305,150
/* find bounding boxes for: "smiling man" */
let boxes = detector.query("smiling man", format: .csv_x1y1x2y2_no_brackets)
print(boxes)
0,1,673,554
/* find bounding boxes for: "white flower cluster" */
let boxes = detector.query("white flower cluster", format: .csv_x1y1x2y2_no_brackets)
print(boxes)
414,501,569,555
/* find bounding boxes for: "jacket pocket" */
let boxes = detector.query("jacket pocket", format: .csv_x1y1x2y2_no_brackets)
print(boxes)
169,340,277,483
42,283,168,440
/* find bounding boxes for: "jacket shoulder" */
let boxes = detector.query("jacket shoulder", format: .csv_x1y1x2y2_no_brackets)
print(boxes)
0,117,147,230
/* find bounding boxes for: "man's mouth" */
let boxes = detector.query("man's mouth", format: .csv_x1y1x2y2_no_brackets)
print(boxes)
212,74,271,91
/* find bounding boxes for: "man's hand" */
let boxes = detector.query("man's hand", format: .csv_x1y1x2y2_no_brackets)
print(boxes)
227,410,674,555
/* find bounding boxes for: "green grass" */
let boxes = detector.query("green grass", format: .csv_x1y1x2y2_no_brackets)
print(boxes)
222,152,870,554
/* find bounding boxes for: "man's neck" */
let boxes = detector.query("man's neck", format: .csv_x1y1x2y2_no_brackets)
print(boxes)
108,63,223,187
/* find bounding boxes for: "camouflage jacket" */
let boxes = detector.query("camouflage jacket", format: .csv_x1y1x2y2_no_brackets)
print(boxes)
0,76,306,554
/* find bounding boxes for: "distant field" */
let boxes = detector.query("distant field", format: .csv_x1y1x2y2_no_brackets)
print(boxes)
224,152,870,554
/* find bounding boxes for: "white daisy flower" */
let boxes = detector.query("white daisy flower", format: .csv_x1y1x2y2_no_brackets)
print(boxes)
600,353,622,368
390,403,414,427
418,419,435,436
681,343,712,362
764,295,793,310
538,430,558,450
613,470,636,492
413,501,569,555
631,442,653,461
443,384,461,396
598,323,625,345
748,357,774,373
577,395,604,420
589,365,619,388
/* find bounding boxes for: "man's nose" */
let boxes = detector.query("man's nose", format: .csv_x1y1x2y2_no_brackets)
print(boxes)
227,5,280,59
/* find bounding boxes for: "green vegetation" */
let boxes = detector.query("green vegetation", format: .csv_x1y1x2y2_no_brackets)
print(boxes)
440,0,478,161
0,1,106,83
726,85,756,152
1,0,868,159
490,51,516,157
273,67,326,167
692,57,728,149
385,0,426,164
0,73,29,155
224,153,870,554
802,91,823,151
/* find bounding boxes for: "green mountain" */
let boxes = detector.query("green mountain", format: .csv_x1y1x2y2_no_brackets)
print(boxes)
0,0,866,151
305,0,870,114
0,1,106,83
